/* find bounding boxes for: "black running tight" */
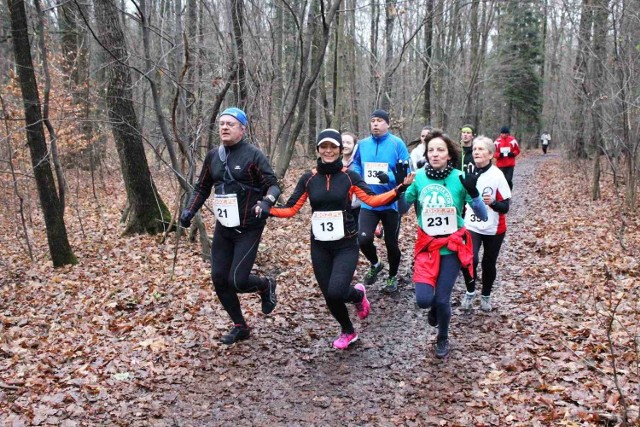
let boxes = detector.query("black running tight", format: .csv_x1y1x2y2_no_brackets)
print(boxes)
210,224,269,325
311,237,364,334
357,208,402,277
465,231,505,297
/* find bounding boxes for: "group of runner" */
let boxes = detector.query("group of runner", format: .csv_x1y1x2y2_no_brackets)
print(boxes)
180,107,519,358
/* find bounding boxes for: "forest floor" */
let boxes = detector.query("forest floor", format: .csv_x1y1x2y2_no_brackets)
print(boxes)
0,150,638,426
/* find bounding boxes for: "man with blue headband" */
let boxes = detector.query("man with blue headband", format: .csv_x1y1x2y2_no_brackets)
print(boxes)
180,107,281,345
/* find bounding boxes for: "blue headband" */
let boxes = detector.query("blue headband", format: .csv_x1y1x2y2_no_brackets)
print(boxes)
220,107,248,126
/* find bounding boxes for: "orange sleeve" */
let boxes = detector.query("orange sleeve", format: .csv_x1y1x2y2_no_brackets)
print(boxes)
352,186,398,207
270,192,308,218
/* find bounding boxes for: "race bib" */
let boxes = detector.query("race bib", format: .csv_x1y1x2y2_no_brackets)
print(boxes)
311,211,345,241
421,206,457,236
500,147,511,155
363,162,388,184
212,194,240,227
464,206,495,232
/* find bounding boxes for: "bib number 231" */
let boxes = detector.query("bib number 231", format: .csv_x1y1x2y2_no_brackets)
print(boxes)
421,206,456,236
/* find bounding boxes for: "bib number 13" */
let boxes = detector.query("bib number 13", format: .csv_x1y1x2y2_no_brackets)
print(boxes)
312,211,345,241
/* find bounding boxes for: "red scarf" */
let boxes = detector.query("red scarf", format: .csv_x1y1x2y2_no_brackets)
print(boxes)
413,226,474,287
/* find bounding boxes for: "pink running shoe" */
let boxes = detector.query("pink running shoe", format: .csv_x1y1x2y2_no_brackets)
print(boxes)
354,283,370,319
333,332,358,350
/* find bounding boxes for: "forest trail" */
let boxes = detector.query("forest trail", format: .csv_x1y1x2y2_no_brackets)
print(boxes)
165,151,573,426
2,150,636,426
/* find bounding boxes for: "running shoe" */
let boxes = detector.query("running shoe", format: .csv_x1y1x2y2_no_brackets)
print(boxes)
435,336,450,359
374,223,384,239
260,277,277,314
354,283,370,319
364,262,384,285
333,332,358,350
461,291,476,311
428,306,438,327
381,276,398,293
220,324,250,345
480,295,492,312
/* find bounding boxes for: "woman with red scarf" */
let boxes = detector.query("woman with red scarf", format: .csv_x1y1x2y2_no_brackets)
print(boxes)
404,129,487,358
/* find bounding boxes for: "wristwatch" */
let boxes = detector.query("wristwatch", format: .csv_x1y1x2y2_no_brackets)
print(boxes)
264,194,276,204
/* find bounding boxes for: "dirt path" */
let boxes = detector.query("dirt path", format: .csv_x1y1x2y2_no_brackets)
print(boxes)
165,153,558,426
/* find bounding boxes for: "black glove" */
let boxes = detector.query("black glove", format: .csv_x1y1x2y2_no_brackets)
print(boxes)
376,171,390,184
416,158,426,169
395,183,409,195
507,152,515,158
392,160,410,186
501,152,509,158
459,166,480,198
254,200,271,219
179,209,194,228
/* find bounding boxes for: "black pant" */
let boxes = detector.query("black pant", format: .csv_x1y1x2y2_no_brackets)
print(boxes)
358,208,401,277
499,166,514,190
210,224,268,325
542,144,548,154
463,231,506,296
311,236,364,334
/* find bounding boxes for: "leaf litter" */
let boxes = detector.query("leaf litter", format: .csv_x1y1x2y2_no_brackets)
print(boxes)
0,152,638,425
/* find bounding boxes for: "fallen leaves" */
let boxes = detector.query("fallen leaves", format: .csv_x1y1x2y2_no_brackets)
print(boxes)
0,152,638,425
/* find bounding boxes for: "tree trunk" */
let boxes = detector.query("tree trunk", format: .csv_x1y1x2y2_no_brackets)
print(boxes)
462,0,481,128
273,0,342,178
346,0,359,132
7,0,77,267
369,0,380,104
58,0,95,166
589,0,608,158
380,0,397,111
231,0,247,107
570,0,592,159
93,0,171,235
422,0,434,123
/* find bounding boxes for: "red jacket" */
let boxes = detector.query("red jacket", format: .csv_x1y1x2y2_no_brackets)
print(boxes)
494,135,520,168
413,227,474,287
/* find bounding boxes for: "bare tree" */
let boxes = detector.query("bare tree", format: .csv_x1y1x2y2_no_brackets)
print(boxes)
272,0,342,178
570,0,593,159
231,0,247,107
93,0,171,235
7,0,76,266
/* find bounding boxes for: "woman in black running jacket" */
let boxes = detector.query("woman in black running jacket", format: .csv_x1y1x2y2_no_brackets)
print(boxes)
266,129,414,350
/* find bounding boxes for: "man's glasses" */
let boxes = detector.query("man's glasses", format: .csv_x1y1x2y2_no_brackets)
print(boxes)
219,121,239,128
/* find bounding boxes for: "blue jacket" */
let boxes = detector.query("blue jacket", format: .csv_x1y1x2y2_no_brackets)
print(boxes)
352,131,410,211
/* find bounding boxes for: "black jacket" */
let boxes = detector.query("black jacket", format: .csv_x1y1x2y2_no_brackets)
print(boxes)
271,159,398,238
185,138,280,229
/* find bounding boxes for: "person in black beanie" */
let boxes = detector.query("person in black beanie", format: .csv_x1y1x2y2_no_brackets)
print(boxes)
493,126,520,190
351,109,412,293
269,129,414,349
